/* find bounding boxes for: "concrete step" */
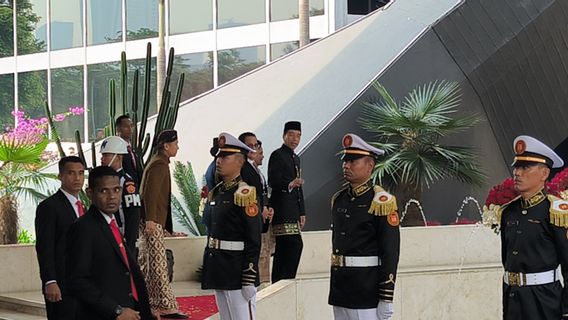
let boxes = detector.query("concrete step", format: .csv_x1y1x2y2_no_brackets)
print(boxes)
0,294,45,317
0,281,209,319
0,307,45,320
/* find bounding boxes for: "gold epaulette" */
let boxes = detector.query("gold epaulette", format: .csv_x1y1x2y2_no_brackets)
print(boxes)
497,196,518,219
331,186,348,209
548,194,568,228
369,186,397,216
234,182,257,207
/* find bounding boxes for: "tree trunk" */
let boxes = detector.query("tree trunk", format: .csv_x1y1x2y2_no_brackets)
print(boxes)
397,183,426,227
0,195,19,244
156,0,166,110
299,0,310,47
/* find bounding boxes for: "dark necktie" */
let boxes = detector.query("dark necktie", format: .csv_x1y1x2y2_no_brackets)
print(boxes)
127,145,137,169
109,218,138,301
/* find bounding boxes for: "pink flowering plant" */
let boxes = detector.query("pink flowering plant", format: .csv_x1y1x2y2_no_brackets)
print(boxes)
0,106,85,198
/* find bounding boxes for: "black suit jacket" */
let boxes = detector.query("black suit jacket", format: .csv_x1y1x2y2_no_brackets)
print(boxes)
35,190,78,291
122,148,142,185
66,207,152,320
268,144,306,224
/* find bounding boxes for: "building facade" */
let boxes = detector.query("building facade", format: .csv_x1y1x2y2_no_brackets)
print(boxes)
0,0,348,142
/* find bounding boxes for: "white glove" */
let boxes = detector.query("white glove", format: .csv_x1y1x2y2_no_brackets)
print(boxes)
241,285,256,301
377,300,394,320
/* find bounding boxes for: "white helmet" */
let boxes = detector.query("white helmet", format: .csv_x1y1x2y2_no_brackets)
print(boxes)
100,136,128,154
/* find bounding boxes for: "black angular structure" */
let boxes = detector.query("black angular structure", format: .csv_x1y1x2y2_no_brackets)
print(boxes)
301,0,568,229
174,0,568,231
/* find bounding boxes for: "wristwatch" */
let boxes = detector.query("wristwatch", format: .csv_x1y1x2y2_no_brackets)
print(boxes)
114,305,123,318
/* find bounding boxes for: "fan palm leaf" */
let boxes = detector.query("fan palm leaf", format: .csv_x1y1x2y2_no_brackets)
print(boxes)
360,81,486,196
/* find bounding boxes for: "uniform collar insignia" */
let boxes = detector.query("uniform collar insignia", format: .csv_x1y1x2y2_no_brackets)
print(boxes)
521,189,546,209
349,179,374,198
222,176,242,191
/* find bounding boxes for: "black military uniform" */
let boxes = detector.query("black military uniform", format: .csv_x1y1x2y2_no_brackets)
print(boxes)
328,133,400,319
329,180,400,309
499,135,568,320
268,142,305,282
118,169,141,254
201,176,262,290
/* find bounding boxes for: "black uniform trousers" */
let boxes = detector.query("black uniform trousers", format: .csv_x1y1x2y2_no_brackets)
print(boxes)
271,234,303,283
503,281,562,320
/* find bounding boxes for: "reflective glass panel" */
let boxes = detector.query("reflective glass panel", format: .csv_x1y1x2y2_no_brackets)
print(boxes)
217,0,265,29
87,0,122,45
51,0,83,50
17,0,47,54
0,2,14,57
169,0,212,34
51,66,84,141
126,0,158,40
18,70,47,119
218,45,265,85
270,41,298,60
270,0,297,21
310,0,324,16
172,51,213,101
87,61,120,141
0,73,15,131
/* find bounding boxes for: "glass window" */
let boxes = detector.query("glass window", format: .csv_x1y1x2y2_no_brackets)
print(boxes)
172,51,213,101
218,45,266,85
87,0,122,45
125,57,157,118
217,0,265,29
126,0,158,40
18,70,47,119
87,61,120,141
51,0,83,50
270,41,299,60
0,74,15,131
17,0,47,54
51,66,84,141
169,0,212,34
270,0,297,22
0,1,14,57
310,0,324,16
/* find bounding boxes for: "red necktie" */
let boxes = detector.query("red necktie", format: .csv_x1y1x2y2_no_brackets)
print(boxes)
110,218,139,301
76,200,85,217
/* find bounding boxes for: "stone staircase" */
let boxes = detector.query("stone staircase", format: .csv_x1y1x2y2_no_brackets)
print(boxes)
0,291,46,320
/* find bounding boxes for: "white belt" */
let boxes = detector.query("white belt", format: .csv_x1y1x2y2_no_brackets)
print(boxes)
331,254,381,267
503,269,558,286
208,238,245,251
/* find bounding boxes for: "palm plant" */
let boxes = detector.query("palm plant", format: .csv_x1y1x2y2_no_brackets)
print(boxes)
0,136,56,244
359,81,486,226
171,161,206,236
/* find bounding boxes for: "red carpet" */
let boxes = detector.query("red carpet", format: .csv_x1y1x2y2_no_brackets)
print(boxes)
176,295,218,319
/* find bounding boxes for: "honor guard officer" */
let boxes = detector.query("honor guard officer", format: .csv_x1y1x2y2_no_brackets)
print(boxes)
100,136,142,255
329,134,400,320
268,121,306,283
500,135,568,320
201,133,262,320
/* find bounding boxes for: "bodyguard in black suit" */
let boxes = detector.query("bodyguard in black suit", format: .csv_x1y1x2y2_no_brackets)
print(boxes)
66,166,152,320
116,115,142,185
100,136,142,254
35,156,86,320
268,121,306,283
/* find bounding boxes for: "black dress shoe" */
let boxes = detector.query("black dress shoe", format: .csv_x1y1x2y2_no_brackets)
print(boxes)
161,312,188,319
